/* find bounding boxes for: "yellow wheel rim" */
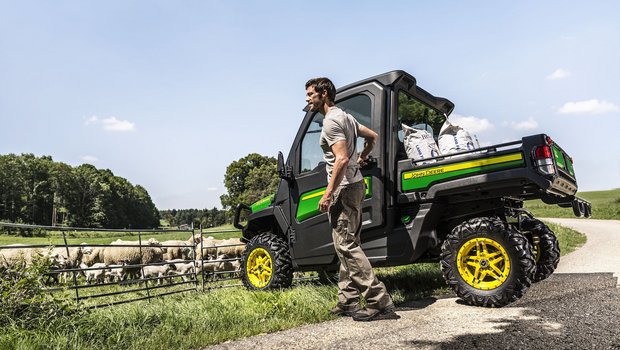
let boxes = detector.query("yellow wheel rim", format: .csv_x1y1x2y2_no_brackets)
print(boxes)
246,248,273,288
457,237,511,290
532,241,541,263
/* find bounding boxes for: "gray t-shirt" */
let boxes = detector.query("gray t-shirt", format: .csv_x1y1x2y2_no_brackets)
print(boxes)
319,107,364,186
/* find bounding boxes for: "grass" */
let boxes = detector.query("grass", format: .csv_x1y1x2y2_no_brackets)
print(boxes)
524,188,620,220
0,222,587,349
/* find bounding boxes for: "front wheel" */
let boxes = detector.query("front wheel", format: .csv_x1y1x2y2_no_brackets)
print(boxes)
241,233,293,290
441,217,535,307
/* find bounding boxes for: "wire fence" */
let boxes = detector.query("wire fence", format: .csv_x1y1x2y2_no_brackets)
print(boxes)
0,222,255,309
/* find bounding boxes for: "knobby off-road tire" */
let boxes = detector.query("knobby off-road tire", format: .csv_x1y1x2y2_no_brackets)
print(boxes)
441,217,536,307
521,217,560,283
241,233,293,290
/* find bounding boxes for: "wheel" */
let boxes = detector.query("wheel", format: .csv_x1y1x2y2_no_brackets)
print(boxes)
241,232,293,290
521,217,560,282
440,217,536,307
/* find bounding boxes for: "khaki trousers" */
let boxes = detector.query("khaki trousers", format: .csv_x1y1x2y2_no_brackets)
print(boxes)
329,180,392,311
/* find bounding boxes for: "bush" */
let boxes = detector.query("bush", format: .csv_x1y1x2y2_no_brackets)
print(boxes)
0,256,78,329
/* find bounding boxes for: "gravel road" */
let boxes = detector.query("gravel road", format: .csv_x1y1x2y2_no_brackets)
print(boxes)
204,219,620,350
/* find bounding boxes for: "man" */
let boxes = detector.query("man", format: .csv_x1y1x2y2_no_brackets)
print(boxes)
305,77,399,322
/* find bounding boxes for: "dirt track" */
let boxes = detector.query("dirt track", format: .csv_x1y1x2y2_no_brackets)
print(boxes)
205,219,620,350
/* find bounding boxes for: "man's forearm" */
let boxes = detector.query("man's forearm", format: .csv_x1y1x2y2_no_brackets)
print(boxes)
359,138,376,159
325,157,348,197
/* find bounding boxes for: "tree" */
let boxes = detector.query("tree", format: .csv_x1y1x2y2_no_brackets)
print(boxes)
220,153,279,211
0,153,160,229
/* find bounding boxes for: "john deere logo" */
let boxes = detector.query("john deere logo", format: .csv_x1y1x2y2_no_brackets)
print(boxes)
406,168,445,179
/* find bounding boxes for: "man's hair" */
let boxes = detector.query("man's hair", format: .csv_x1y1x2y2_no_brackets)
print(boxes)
305,77,336,103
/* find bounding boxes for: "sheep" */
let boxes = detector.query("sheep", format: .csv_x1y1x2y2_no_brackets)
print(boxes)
217,238,246,258
160,239,194,260
0,244,54,268
194,237,219,260
51,244,92,284
213,254,241,279
166,259,196,282
141,263,176,285
83,238,166,271
80,262,108,284
194,255,217,279
105,262,127,283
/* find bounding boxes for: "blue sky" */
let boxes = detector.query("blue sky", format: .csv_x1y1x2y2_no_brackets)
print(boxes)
1,1,619,210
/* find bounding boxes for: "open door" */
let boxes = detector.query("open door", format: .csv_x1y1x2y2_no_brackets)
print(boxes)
287,82,386,267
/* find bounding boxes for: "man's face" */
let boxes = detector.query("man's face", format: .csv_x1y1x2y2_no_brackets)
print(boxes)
305,86,323,112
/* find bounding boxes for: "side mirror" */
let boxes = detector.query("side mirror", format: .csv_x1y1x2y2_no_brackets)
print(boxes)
277,151,292,180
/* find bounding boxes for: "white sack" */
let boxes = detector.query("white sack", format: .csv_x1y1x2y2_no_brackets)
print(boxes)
438,119,478,154
402,124,440,163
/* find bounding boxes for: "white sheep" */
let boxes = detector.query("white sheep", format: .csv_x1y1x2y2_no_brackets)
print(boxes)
51,244,92,284
105,263,126,283
82,238,166,271
161,237,195,260
166,259,196,282
214,254,241,278
141,263,176,285
80,262,108,284
0,244,54,267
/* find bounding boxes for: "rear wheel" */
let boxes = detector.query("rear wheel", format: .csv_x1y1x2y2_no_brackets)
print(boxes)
241,233,293,290
521,217,560,282
441,217,535,307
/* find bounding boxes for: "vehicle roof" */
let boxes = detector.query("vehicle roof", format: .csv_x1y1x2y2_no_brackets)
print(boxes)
337,70,455,116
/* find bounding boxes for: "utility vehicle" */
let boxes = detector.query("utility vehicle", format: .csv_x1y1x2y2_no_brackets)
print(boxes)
234,70,591,307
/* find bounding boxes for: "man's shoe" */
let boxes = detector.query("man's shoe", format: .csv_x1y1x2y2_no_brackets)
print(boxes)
352,305,400,321
329,304,361,317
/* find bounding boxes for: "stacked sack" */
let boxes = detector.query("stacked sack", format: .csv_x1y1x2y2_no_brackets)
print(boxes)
402,123,440,164
402,119,481,164
438,119,480,155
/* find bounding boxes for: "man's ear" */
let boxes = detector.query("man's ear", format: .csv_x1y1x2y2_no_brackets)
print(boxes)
321,90,329,102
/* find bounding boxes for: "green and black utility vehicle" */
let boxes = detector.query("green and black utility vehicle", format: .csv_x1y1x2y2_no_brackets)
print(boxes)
234,70,592,307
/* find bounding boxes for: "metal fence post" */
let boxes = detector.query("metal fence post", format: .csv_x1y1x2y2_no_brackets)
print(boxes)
138,233,151,302
63,230,80,305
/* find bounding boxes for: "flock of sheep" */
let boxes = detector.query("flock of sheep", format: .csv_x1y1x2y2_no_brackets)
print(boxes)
0,236,246,287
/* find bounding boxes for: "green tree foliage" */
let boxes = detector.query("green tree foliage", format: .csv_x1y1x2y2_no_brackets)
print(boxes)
398,91,446,136
0,154,160,229
220,153,279,211
160,207,227,228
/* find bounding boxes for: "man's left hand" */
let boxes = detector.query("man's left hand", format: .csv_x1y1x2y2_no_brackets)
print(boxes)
358,155,369,167
318,193,332,213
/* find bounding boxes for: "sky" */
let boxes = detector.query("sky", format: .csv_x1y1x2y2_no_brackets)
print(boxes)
1,1,619,210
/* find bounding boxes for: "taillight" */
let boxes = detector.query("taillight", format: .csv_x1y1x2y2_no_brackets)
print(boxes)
533,145,555,175
535,145,552,159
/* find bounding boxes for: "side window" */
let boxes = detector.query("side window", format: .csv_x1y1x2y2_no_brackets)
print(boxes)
397,90,446,142
299,94,372,174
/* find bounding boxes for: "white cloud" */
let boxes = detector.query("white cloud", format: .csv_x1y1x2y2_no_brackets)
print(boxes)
85,115,136,132
206,187,218,191
81,155,98,163
449,114,494,133
546,69,571,80
558,99,619,114
510,117,539,131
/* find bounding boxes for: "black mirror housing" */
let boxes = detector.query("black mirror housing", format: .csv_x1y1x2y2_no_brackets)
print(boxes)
277,151,291,180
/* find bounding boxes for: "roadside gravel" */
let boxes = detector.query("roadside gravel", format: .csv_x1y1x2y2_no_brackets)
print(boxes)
204,219,620,350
